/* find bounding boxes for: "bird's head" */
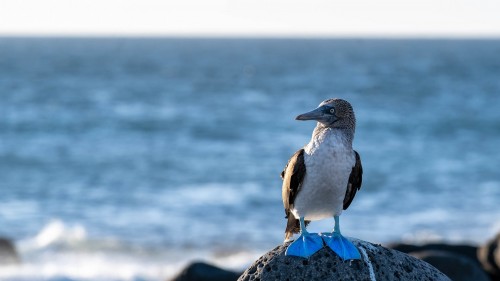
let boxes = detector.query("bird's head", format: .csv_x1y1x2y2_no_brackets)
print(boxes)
295,98,356,130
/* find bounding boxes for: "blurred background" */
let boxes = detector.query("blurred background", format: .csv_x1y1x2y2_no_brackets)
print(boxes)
1,1,500,280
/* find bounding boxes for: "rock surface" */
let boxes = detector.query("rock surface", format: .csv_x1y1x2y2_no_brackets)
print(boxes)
169,261,241,281
410,250,489,281
238,239,451,281
0,237,20,265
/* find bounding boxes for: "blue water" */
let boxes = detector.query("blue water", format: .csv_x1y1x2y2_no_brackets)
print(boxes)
1,38,500,280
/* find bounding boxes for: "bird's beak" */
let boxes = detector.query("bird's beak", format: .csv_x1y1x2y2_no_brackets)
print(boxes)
295,107,325,121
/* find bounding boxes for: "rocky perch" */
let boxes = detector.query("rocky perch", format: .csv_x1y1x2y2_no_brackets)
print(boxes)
238,239,451,281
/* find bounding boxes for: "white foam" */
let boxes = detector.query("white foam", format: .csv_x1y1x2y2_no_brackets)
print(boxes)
0,248,263,281
0,253,184,281
3,220,263,281
210,250,262,272
37,220,86,248
18,220,86,252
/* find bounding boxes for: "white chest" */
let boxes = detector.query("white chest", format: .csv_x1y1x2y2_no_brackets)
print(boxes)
291,130,355,221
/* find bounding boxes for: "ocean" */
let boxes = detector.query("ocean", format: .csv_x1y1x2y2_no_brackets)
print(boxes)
0,37,499,280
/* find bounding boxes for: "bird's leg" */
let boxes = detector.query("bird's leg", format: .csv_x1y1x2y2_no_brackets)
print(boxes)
320,216,361,260
285,217,324,258
333,215,341,233
299,216,310,235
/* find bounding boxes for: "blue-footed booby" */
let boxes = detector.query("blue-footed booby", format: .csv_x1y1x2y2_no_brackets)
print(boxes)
281,98,363,260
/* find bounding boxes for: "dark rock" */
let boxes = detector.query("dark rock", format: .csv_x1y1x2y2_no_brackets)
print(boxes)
169,261,241,281
410,250,489,281
238,239,451,281
478,232,500,281
0,237,20,265
387,242,479,266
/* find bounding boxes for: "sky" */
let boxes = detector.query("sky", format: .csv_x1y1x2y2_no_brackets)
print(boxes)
1,0,500,37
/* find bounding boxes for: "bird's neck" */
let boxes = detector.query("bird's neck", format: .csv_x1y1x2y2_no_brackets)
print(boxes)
311,125,354,147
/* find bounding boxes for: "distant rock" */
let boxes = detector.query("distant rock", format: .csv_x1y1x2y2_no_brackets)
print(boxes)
169,261,241,281
410,250,489,281
388,242,479,266
389,236,500,281
238,239,451,281
0,237,20,265
478,232,500,281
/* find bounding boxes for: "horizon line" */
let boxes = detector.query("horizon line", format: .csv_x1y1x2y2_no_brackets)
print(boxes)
2,32,500,40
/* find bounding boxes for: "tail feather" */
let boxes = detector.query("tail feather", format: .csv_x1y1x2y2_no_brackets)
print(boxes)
284,215,310,241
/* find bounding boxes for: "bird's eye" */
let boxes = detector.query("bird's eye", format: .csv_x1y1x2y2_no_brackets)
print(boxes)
329,108,335,114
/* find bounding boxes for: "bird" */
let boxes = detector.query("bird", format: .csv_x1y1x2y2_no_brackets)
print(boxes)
281,98,363,259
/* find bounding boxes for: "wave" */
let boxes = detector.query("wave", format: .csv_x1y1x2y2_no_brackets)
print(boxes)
0,220,260,281
19,220,86,251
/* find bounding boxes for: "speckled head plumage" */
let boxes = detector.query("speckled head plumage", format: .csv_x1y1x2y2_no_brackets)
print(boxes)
296,98,356,133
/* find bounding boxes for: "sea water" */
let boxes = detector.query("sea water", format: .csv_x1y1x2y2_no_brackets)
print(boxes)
0,38,499,280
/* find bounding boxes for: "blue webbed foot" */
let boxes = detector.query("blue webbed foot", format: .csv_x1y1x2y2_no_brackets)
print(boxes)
285,232,324,258
321,232,361,260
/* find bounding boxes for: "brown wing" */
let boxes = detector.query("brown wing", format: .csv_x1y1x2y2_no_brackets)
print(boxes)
281,149,309,241
343,150,363,210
